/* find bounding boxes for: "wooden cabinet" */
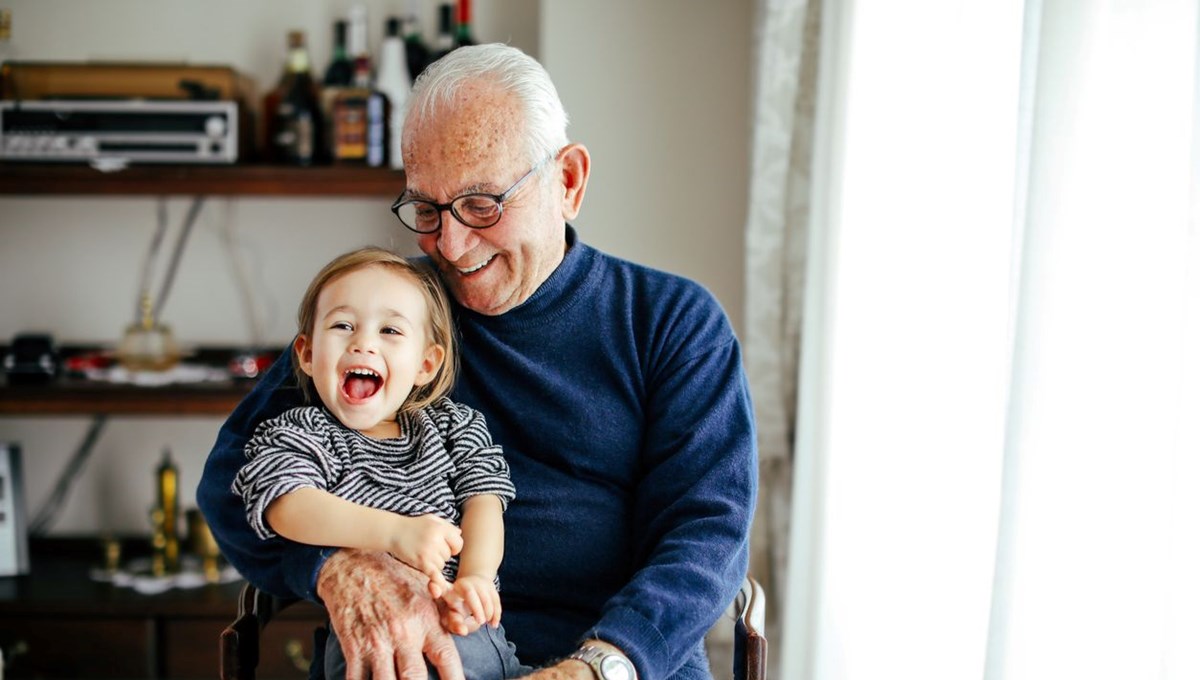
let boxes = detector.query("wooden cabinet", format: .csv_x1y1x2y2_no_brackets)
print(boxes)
0,540,327,680
0,617,154,679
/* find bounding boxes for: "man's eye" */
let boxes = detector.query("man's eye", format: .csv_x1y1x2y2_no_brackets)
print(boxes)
460,197,499,218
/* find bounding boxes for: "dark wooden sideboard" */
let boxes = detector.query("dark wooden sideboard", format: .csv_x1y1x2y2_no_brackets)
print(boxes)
0,539,326,679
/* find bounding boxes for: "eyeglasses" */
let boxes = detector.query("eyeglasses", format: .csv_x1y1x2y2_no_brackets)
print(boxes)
391,154,552,234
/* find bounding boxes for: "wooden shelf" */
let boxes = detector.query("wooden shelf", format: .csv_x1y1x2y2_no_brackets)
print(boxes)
0,347,281,417
0,380,255,416
0,163,406,197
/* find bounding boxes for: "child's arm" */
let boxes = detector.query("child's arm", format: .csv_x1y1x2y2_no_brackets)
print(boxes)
440,494,505,634
266,487,462,594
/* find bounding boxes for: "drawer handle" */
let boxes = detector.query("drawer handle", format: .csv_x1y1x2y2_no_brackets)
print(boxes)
5,639,29,660
284,638,310,672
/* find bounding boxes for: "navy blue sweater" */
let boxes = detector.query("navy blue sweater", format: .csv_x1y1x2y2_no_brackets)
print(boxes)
197,227,757,680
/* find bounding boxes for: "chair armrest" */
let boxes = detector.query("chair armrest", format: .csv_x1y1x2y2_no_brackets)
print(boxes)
733,576,768,680
220,582,300,680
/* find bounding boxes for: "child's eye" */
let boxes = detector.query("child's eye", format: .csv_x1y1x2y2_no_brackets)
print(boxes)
381,326,403,336
330,321,353,331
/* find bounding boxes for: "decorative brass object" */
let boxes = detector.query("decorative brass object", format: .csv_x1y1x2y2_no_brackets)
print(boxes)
117,294,181,371
187,508,223,583
154,450,180,573
102,536,122,575
149,507,167,577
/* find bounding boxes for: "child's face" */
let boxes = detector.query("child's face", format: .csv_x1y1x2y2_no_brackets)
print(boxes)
295,265,445,438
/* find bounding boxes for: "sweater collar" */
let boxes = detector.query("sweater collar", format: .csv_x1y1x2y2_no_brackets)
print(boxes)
452,225,595,328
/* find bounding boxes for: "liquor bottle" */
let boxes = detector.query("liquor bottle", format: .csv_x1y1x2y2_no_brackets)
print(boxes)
263,30,323,165
323,20,354,87
376,16,412,170
430,3,456,64
156,449,180,573
321,19,355,162
332,6,388,167
455,0,476,47
403,14,431,82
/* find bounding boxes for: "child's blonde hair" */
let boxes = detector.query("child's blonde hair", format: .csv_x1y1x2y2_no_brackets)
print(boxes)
294,247,457,414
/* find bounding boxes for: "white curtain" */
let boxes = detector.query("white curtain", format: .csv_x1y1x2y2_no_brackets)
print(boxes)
743,0,820,664
763,0,1200,679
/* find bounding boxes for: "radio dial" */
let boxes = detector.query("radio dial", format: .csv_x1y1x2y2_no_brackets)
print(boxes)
205,116,227,138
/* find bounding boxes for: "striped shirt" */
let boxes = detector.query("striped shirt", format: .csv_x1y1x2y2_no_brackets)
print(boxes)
232,397,515,583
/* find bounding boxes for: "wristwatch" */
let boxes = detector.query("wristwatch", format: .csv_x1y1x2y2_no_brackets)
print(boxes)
569,644,638,680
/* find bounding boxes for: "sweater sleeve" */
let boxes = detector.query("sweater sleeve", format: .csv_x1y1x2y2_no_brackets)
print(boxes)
431,398,517,510
232,408,344,539
588,296,758,679
196,351,337,601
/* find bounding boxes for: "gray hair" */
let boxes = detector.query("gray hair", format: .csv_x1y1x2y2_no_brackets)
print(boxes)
404,43,570,165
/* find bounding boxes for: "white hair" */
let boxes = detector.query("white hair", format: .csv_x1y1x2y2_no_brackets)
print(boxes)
404,43,570,165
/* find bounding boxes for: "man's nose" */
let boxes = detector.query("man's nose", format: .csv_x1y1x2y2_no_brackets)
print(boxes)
437,211,479,262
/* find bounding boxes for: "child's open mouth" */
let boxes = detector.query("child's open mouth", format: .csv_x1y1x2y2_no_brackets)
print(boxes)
342,368,383,400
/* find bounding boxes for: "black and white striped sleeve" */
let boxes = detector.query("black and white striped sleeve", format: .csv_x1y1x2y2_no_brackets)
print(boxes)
231,407,344,539
430,398,516,510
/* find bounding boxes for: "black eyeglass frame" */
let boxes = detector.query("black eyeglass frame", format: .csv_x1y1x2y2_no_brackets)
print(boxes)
390,154,553,234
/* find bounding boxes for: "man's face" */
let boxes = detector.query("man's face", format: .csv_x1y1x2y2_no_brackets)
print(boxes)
402,84,566,316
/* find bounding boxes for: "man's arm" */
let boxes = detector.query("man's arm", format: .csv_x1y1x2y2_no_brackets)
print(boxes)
583,291,757,679
197,351,330,598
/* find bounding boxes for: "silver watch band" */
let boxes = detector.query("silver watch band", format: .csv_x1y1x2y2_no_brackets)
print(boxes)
569,644,638,680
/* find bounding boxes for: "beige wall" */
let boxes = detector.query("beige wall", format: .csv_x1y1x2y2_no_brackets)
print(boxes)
0,0,751,534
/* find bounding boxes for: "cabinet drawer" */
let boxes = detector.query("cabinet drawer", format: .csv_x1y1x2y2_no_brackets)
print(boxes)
0,617,153,679
164,618,321,680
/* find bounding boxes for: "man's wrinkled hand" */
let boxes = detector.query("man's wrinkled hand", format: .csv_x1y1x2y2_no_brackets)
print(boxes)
317,549,465,680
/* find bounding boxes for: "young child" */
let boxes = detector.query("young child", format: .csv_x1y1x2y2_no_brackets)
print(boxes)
232,247,528,680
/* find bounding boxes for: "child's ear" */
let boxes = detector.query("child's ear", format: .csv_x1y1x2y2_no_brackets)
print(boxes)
293,334,315,376
414,344,446,387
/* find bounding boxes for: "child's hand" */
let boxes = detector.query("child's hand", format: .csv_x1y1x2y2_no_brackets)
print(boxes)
439,574,501,635
386,514,463,598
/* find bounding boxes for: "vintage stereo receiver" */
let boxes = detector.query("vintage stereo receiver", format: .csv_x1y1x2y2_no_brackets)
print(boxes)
0,99,241,164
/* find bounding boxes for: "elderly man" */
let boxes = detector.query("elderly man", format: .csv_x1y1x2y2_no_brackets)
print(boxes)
198,43,757,680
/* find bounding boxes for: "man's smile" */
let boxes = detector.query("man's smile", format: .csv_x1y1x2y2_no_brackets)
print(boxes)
457,254,497,276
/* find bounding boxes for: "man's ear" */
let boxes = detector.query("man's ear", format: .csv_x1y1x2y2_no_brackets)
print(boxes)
293,334,315,376
414,343,446,387
557,143,591,221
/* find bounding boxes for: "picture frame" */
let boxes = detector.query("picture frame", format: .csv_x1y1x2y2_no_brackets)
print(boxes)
0,443,30,576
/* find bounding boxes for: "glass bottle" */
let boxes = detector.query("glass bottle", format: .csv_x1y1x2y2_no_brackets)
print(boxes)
321,20,354,162
263,30,323,165
455,0,476,47
430,3,456,65
323,20,354,87
376,16,412,170
332,6,388,167
403,14,430,82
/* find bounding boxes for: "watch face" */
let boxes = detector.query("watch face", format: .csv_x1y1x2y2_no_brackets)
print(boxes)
599,655,635,680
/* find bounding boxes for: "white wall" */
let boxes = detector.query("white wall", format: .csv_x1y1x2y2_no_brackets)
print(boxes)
0,0,751,535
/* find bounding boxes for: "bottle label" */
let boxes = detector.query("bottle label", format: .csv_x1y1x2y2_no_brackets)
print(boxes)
333,92,368,161
274,105,316,164
367,94,386,167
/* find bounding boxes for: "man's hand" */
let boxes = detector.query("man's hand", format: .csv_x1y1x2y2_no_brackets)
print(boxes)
517,661,595,679
317,549,465,680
